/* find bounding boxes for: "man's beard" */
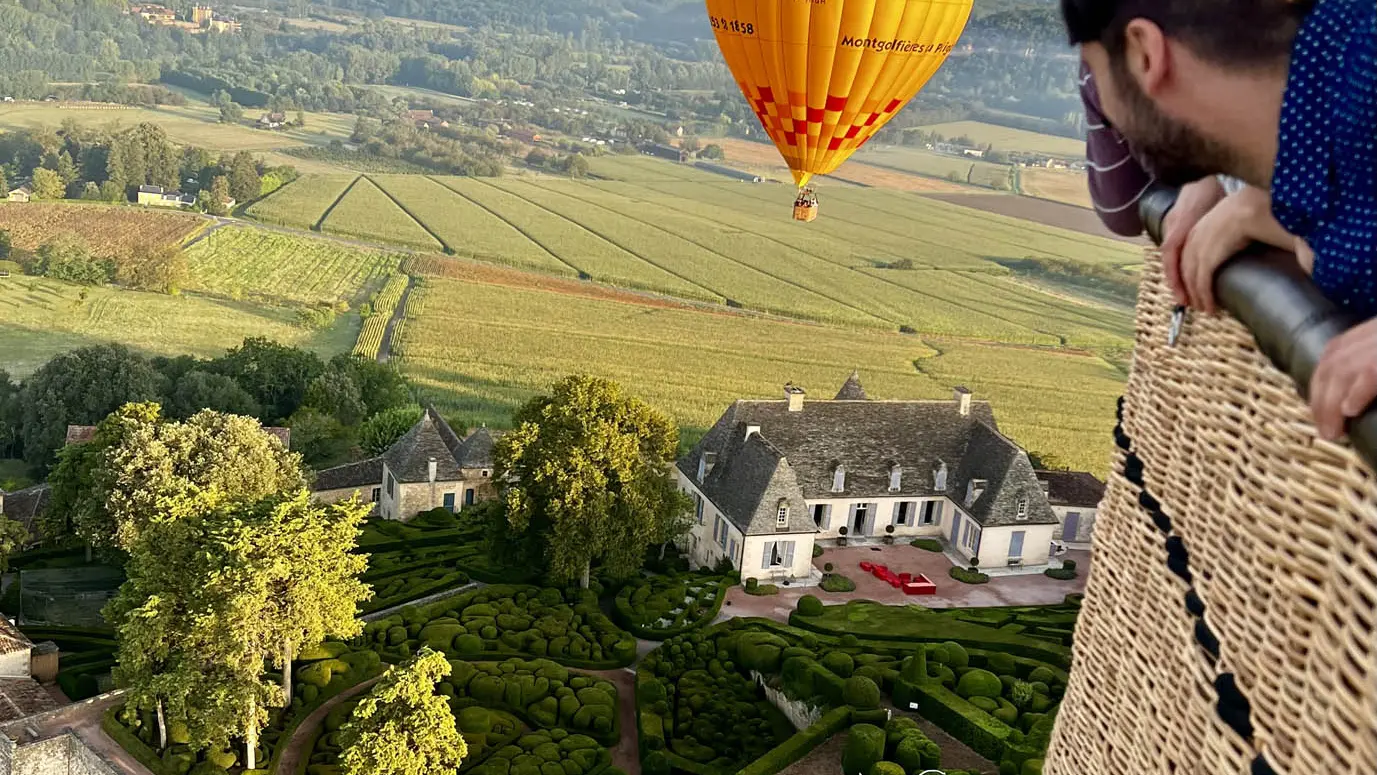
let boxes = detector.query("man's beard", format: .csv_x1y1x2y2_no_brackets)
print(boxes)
1114,68,1238,187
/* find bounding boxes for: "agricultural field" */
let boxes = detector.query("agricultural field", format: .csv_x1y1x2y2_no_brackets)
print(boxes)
703,138,971,192
916,121,1086,157
394,272,1123,475
0,274,357,378
924,192,1131,242
0,101,354,153
183,226,402,305
372,175,572,274
0,203,205,257
245,174,359,229
854,145,1012,188
1019,167,1095,210
319,176,443,251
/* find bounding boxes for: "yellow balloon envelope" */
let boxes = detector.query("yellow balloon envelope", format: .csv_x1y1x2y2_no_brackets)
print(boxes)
705,0,974,188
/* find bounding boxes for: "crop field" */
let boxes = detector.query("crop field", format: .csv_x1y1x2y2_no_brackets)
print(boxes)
854,145,1012,187
430,177,711,299
245,174,359,229
916,121,1086,157
319,176,443,251
1020,168,1094,209
0,274,357,378
704,138,970,192
372,175,572,274
0,102,354,153
0,203,205,257
352,272,408,359
923,192,1130,242
396,273,1122,476
183,226,401,305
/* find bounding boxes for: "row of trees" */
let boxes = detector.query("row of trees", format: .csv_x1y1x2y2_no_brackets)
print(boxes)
0,339,413,476
0,123,291,207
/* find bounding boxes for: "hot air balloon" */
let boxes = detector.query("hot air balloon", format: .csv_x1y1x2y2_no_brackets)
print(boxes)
705,0,974,220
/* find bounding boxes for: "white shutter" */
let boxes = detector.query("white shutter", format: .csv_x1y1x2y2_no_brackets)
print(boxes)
783,541,795,568
821,505,831,530
891,503,901,525
934,501,944,526
762,541,774,569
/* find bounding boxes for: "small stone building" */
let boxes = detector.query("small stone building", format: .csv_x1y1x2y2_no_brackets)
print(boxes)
313,407,498,521
1035,470,1105,548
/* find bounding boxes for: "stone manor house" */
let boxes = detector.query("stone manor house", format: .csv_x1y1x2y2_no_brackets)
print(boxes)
313,407,498,520
675,373,1102,584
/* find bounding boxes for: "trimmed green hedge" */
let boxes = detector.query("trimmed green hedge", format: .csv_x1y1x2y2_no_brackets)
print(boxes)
910,538,943,552
613,573,731,640
733,707,851,775
949,567,990,584
1043,568,1078,581
893,678,1013,761
102,708,177,775
442,657,620,744
819,574,856,593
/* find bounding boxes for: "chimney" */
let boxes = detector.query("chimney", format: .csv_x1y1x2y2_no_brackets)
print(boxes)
785,383,806,412
745,424,761,441
428,457,438,483
954,386,972,417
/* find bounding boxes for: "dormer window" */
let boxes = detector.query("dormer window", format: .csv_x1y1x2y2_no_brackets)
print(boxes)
776,500,789,528
832,464,846,493
888,464,902,492
933,461,948,492
1016,498,1029,520
966,478,987,507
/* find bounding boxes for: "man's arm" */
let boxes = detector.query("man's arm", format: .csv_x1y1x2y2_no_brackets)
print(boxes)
1080,61,1155,237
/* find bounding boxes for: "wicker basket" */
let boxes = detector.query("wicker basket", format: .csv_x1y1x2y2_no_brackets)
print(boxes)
792,204,818,222
1045,252,1377,775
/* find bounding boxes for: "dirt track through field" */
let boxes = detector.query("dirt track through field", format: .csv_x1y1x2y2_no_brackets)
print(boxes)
377,276,414,363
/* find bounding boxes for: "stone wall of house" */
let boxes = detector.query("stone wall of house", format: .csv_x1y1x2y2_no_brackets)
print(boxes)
740,533,815,584
807,496,953,540
0,650,29,679
11,734,115,775
1050,505,1097,546
313,486,379,508
978,523,1057,568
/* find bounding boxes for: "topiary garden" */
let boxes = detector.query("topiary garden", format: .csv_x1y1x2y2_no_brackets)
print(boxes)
613,571,731,639
361,584,638,669
301,658,621,775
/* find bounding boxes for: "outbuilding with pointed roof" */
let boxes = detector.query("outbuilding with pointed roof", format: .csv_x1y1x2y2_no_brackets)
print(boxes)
677,373,1076,581
312,407,499,520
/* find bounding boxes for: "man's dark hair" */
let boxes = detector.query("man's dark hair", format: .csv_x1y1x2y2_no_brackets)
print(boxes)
1061,0,1312,67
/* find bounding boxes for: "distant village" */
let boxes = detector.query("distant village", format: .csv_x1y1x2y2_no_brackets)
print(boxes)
126,4,241,34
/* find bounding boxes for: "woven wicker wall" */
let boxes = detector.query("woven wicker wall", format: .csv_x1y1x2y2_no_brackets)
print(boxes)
1044,254,1377,775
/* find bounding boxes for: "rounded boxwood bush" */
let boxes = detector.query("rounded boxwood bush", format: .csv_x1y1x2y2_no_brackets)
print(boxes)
822,651,855,678
987,652,1017,674
942,641,969,668
1027,667,1056,685
869,763,904,775
1022,759,1045,775
842,724,886,775
969,696,999,712
797,595,824,616
843,675,881,710
956,669,1003,699
455,634,484,655
821,574,857,593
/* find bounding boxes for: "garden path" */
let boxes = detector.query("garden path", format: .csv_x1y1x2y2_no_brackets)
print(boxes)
274,676,382,775
586,667,642,775
362,581,483,622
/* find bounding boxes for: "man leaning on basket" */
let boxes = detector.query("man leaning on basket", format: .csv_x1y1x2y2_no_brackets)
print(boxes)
1063,0,1377,442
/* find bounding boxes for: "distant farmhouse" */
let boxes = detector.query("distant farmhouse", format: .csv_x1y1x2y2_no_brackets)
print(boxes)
136,185,195,208
676,374,1101,583
640,143,688,163
5,186,30,204
258,112,286,129
313,407,499,521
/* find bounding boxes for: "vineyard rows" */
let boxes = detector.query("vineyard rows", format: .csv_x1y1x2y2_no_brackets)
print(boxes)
352,273,410,359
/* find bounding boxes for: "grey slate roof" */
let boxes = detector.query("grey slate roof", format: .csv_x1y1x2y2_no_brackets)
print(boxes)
1036,470,1106,507
954,424,1059,527
834,370,869,400
685,427,814,535
0,484,49,541
680,375,1057,532
377,407,498,484
313,457,384,492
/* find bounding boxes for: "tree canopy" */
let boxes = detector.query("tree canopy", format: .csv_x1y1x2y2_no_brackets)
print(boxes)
338,647,468,775
494,374,691,587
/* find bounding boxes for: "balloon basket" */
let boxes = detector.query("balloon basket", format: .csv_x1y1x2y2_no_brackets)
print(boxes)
792,204,818,222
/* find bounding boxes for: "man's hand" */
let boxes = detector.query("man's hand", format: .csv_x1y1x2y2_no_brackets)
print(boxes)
1311,318,1377,440
1162,177,1226,305
1178,186,1297,314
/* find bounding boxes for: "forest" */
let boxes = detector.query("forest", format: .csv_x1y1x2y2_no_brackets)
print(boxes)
0,0,1083,139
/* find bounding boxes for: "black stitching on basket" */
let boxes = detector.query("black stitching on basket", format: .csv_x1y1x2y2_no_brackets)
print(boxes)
1215,674,1254,739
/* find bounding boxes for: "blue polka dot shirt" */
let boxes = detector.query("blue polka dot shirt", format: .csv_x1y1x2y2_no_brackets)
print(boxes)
1272,0,1377,319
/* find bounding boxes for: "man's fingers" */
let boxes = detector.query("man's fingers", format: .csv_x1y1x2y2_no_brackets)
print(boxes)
1182,236,1216,315
1162,237,1190,306
1340,363,1377,419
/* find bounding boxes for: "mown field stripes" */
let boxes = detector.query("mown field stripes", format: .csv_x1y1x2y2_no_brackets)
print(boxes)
320,176,442,251
244,173,359,231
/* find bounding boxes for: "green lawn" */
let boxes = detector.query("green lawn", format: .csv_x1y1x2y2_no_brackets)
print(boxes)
915,121,1085,157
0,274,358,378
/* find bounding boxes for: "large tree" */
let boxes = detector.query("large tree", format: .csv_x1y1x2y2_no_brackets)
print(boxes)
338,647,467,775
45,403,305,552
108,490,370,767
165,370,258,420
30,167,64,200
228,151,260,204
208,338,323,423
494,375,692,587
18,344,162,470
358,405,422,455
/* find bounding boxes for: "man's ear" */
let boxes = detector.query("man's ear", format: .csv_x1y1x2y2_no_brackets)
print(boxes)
1123,18,1171,96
